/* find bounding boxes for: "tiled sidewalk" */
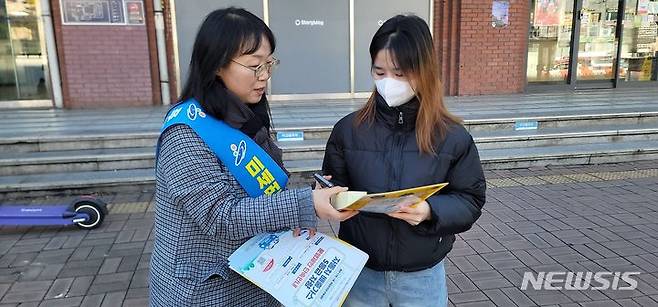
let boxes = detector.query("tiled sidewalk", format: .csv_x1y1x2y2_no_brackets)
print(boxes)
1,160,658,306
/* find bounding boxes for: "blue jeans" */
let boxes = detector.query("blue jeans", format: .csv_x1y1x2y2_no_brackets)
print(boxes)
343,260,448,307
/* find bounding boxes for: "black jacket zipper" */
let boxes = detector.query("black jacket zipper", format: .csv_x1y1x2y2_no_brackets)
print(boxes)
388,110,406,268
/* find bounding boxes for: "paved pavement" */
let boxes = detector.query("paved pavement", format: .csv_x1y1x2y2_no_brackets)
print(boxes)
1,160,658,306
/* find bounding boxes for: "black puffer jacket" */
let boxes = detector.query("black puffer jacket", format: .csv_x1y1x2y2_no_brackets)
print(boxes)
322,94,486,272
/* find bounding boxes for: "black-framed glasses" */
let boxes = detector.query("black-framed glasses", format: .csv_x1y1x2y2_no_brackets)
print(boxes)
231,57,280,78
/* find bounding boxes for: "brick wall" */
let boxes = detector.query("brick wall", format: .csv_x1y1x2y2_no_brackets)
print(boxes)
434,0,462,96
51,0,155,108
456,0,529,95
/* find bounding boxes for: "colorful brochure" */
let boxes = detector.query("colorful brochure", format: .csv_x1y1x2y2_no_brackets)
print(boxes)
229,230,368,307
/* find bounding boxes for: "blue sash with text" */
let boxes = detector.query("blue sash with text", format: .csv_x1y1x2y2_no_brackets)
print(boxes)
157,99,288,197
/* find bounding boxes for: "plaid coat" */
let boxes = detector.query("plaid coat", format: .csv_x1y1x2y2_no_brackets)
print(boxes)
149,124,315,306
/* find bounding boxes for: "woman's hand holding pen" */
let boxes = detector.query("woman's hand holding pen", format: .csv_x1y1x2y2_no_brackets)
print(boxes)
313,175,359,222
294,176,358,238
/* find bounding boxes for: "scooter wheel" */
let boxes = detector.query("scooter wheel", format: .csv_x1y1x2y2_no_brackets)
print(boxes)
73,198,107,229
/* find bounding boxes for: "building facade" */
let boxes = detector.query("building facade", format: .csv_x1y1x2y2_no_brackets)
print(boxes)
0,0,656,109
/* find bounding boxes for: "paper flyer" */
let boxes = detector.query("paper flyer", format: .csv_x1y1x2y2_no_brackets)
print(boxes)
229,230,369,307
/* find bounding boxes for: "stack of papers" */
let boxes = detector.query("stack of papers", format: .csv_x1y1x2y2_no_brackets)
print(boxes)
229,230,369,307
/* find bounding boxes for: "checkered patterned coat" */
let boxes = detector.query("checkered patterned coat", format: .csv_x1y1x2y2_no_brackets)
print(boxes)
149,124,315,306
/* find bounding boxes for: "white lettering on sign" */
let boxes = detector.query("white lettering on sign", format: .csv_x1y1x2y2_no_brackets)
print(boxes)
294,19,325,27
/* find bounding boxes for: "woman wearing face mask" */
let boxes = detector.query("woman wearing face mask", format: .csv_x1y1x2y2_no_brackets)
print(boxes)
322,15,486,306
149,7,357,306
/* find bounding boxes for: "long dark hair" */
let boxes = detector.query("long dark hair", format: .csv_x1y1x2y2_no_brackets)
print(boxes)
179,7,276,123
355,15,461,155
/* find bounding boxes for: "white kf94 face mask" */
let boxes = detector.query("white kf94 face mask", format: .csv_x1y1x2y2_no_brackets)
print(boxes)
374,77,416,107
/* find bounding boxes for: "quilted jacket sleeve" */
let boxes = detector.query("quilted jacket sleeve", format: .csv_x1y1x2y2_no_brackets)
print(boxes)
416,136,486,236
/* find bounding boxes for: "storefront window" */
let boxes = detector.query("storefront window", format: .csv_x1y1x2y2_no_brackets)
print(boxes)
576,0,620,81
527,0,575,83
619,0,658,81
0,0,50,101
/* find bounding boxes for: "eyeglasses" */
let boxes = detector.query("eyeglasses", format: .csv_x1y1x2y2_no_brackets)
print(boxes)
231,57,280,79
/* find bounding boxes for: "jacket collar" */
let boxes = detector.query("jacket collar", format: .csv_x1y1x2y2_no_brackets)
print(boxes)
374,92,419,131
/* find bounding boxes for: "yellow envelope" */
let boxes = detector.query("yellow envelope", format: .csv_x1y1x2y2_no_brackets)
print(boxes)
330,182,449,214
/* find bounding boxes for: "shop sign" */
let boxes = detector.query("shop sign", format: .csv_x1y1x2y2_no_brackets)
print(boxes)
294,19,325,27
61,0,145,25
126,1,145,24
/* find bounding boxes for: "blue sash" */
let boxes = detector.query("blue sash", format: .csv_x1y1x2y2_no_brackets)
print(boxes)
157,99,288,197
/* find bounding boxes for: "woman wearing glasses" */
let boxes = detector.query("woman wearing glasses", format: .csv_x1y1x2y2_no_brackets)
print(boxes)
322,15,486,306
149,7,356,306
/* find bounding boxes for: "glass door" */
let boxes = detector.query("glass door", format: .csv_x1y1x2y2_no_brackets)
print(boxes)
618,0,658,83
0,0,51,101
527,0,576,84
0,0,18,99
574,0,623,87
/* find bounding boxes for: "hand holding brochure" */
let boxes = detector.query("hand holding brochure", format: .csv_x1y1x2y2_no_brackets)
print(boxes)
330,182,449,214
229,230,368,307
